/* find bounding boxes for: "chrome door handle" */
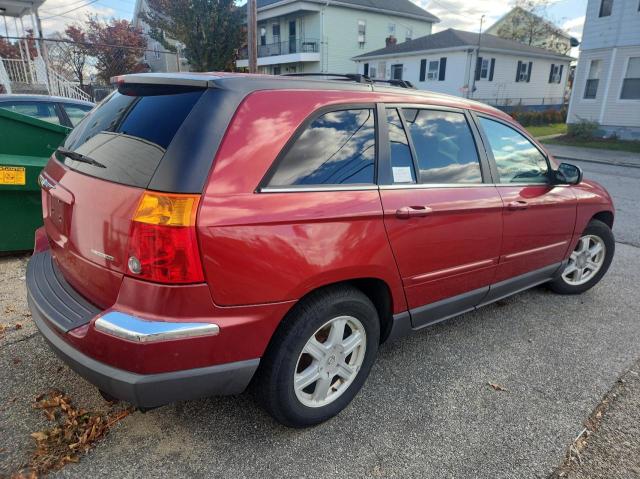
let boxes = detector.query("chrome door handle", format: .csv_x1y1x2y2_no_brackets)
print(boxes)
395,206,432,219
507,200,528,210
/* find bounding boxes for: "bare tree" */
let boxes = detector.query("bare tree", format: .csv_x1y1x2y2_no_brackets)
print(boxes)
64,26,90,87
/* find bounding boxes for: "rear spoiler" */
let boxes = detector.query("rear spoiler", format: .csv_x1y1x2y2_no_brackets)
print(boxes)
111,73,219,88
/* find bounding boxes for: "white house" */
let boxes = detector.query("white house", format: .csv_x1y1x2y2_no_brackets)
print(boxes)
567,0,640,139
236,0,439,74
353,28,573,111
486,7,578,55
132,0,190,73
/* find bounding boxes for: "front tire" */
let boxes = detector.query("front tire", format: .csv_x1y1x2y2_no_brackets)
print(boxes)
255,285,380,428
548,219,614,295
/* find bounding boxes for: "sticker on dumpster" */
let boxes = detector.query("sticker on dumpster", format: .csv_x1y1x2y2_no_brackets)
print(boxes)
0,166,26,185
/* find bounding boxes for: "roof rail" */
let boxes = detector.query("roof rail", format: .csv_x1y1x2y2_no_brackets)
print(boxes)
281,73,415,89
282,73,371,83
371,79,416,89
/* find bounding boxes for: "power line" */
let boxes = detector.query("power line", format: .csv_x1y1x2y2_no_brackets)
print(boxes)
41,0,101,20
40,0,95,13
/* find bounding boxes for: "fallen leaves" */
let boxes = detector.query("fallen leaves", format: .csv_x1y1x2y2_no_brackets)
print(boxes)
488,382,507,392
14,390,132,478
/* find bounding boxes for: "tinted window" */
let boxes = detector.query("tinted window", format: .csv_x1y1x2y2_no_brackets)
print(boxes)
63,103,93,127
387,108,416,184
1,101,61,124
268,109,376,186
403,109,482,184
479,117,549,183
60,87,204,188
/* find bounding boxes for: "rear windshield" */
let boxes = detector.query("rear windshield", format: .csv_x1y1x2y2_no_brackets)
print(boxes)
59,86,204,188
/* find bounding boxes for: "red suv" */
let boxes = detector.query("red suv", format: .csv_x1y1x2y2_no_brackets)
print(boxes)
27,73,615,427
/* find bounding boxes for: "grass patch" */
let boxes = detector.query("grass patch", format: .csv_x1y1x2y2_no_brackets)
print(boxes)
525,123,567,138
542,136,640,153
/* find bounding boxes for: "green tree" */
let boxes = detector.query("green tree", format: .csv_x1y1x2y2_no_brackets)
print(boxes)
142,0,244,71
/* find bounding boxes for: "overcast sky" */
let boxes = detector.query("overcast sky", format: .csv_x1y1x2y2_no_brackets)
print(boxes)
23,0,586,48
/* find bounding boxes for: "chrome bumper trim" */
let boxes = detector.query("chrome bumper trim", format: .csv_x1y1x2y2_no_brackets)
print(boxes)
94,311,220,342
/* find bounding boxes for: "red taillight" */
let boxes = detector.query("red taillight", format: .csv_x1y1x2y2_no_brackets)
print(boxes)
128,192,204,284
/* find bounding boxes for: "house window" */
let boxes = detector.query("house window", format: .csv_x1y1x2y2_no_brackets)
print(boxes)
480,58,489,79
427,60,439,80
620,57,640,99
476,57,495,81
391,64,403,80
273,66,281,75
584,59,602,99
405,28,413,41
516,61,532,82
599,0,613,17
273,24,280,43
369,65,378,79
549,64,563,83
358,20,366,48
388,23,396,35
260,27,267,46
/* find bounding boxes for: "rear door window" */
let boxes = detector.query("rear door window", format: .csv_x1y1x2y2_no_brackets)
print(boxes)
59,87,204,188
267,108,376,187
386,108,416,184
1,101,62,124
402,108,482,184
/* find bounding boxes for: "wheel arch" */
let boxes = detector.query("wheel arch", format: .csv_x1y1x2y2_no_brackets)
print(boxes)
591,210,614,229
274,277,398,347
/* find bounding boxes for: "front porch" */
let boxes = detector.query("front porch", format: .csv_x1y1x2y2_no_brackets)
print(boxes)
237,7,321,71
0,0,91,101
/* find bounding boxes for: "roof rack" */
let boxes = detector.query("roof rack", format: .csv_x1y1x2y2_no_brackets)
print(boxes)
282,73,371,83
281,73,415,89
372,79,416,89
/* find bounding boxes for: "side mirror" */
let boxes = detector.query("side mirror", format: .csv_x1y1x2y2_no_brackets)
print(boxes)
555,162,583,185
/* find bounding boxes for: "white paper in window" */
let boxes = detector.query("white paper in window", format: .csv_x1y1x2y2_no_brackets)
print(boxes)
392,166,413,183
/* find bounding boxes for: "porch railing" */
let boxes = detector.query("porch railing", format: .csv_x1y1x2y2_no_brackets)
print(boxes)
0,56,91,101
238,38,319,60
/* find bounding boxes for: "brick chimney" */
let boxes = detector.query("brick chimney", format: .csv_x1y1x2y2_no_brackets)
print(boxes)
385,35,397,47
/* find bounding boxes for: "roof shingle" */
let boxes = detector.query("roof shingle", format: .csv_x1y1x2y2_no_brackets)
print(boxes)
256,0,439,22
354,28,573,60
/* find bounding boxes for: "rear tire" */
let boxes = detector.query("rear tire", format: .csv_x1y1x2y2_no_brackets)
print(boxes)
548,219,614,295
255,285,379,428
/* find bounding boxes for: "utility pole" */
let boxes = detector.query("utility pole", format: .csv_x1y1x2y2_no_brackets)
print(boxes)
34,8,51,92
469,14,485,99
247,0,258,73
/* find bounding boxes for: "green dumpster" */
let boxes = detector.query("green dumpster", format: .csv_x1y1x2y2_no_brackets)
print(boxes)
0,108,71,252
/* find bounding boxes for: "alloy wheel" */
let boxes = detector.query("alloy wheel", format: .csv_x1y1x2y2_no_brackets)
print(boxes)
294,315,367,408
562,234,606,286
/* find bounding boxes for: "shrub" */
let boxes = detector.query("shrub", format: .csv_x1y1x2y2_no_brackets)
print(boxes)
509,108,565,126
567,119,599,139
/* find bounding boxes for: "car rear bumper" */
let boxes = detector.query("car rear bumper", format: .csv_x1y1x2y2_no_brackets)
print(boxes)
27,250,260,408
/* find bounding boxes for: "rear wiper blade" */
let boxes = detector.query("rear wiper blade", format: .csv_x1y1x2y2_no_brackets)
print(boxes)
56,147,106,169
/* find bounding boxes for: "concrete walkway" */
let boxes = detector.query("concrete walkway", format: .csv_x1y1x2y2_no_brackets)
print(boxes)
544,144,640,169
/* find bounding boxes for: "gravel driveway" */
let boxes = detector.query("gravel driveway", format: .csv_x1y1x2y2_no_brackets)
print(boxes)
1,160,639,478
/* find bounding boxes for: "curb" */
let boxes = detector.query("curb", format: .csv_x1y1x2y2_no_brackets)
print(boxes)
553,156,640,169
